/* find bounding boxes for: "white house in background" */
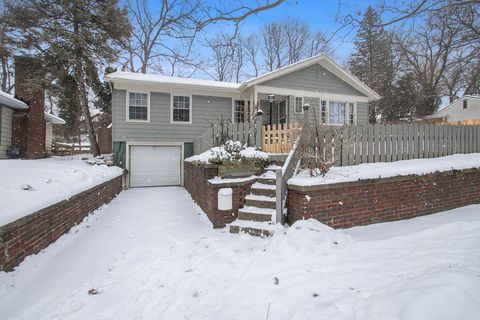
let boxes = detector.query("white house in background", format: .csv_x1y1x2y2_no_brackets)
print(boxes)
432,95,480,122
0,90,65,158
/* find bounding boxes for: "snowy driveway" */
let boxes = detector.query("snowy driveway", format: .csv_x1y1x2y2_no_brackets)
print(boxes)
1,187,480,320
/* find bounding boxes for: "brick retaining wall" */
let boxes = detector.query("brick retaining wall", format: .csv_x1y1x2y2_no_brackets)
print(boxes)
0,175,123,271
288,168,480,229
184,162,254,228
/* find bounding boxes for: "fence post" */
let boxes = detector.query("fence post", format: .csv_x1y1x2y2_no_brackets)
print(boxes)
275,168,282,224
255,113,263,149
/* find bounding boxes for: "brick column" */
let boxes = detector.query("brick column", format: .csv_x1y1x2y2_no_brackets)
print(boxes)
13,56,46,159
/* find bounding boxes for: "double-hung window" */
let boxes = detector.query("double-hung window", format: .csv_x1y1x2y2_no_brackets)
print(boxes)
128,92,149,121
294,96,304,114
172,95,191,123
328,101,346,124
234,100,245,123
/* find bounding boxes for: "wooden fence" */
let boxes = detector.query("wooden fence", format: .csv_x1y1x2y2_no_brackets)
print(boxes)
262,123,301,154
194,118,262,153
338,124,480,166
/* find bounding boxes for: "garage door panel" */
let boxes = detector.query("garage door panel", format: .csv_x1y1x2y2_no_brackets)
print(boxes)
130,145,181,187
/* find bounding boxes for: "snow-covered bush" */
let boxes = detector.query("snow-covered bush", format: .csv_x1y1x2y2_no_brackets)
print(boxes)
185,140,269,165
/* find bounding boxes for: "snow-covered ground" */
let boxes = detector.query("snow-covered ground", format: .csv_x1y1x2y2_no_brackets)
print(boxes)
0,157,123,226
289,153,480,186
1,187,479,320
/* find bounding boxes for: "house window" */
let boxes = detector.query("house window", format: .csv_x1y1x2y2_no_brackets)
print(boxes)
294,96,303,114
463,99,468,109
348,103,355,124
234,100,245,123
328,101,346,124
321,100,327,123
128,92,148,121
172,95,191,123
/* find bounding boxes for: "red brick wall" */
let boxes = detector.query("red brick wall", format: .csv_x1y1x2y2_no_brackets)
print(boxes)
0,175,123,271
13,56,46,159
288,168,480,229
184,162,253,228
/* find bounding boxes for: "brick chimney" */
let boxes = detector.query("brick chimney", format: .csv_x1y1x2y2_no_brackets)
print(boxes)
12,56,46,159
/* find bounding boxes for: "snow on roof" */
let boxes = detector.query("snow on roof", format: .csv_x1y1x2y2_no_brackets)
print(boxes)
105,71,241,90
44,112,66,125
0,90,29,110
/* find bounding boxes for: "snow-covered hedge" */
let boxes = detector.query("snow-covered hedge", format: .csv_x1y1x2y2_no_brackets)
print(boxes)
185,140,269,165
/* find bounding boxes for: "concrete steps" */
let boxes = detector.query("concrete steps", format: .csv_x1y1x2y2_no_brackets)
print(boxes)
229,168,280,237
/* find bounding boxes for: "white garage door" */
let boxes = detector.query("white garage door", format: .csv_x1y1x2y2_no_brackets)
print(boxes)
130,145,181,187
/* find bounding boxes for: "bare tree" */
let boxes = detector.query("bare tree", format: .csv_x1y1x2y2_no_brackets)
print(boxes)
260,18,331,72
394,7,470,115
124,0,285,75
206,34,235,82
261,22,285,71
244,34,260,78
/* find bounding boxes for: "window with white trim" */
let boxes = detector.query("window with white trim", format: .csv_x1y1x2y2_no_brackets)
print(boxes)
321,100,327,123
294,96,303,114
128,92,148,121
172,95,191,123
348,103,355,124
234,100,245,123
328,101,346,124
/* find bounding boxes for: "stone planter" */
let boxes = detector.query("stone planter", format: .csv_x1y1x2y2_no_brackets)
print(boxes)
217,160,264,178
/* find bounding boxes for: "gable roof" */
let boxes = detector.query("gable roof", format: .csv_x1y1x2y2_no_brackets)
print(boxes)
240,54,380,99
0,90,29,110
432,95,480,117
105,54,380,100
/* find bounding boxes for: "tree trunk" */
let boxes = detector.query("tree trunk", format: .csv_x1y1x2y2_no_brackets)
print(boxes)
73,13,100,157
75,61,100,156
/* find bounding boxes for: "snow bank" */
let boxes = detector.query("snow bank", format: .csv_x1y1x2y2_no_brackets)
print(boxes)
289,153,480,186
0,157,123,226
274,219,352,252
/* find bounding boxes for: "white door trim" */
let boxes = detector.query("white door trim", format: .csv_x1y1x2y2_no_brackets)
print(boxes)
126,141,184,188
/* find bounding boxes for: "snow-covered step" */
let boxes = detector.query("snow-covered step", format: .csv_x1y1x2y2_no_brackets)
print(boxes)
251,182,276,197
238,206,275,222
257,171,276,185
245,194,276,209
229,220,277,237
245,194,276,202
264,164,282,172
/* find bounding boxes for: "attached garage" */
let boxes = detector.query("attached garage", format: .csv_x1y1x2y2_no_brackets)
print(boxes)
129,144,182,187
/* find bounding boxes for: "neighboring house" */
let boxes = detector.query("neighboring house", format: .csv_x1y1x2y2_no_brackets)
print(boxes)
0,90,65,159
432,95,480,122
105,54,380,188
44,112,66,155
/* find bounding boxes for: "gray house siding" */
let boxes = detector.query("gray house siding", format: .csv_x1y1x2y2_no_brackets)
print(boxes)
0,106,13,159
112,89,232,143
260,64,366,97
356,102,369,125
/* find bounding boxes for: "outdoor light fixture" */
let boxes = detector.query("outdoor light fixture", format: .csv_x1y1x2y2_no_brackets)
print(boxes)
268,94,275,125
303,103,310,111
